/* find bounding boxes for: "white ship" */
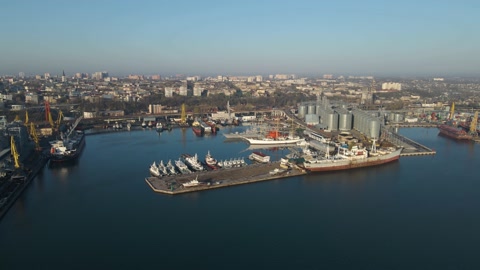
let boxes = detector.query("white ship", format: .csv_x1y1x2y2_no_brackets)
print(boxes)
303,143,402,172
248,152,270,163
242,135,304,145
183,153,204,171
149,161,160,177
166,160,177,175
175,159,192,174
182,176,200,187
157,160,168,175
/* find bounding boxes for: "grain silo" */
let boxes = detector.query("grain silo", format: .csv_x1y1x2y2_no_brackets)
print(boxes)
298,104,307,118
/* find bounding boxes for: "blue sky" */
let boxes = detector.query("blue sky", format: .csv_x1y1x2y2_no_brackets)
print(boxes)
1,0,479,77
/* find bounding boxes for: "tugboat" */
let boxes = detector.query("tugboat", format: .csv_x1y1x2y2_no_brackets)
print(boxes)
204,150,219,170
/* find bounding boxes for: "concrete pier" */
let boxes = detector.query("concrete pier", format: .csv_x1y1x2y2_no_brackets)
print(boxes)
384,130,436,156
145,161,307,195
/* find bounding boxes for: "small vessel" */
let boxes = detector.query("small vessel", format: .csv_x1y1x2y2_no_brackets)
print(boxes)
192,126,204,136
156,122,163,132
204,150,219,170
182,175,200,188
183,154,204,171
141,121,147,128
157,160,168,176
175,159,192,174
248,152,270,163
166,160,177,175
126,122,132,131
149,161,161,177
269,168,286,175
205,120,218,133
147,121,154,128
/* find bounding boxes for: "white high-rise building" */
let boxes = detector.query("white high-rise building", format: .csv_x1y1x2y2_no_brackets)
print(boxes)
165,87,174,97
179,85,188,96
255,75,263,82
381,82,402,91
193,85,203,96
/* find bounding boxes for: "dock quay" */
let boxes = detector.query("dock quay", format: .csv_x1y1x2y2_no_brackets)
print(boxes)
384,130,436,156
145,161,307,195
0,152,49,221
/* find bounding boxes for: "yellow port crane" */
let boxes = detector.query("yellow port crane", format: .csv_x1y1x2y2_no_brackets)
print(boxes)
10,136,20,169
449,102,455,120
30,122,41,151
470,111,478,136
180,103,187,124
56,110,64,128
25,110,29,125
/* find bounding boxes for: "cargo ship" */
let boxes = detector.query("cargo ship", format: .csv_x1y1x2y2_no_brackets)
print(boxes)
437,124,472,140
303,144,402,172
49,117,85,163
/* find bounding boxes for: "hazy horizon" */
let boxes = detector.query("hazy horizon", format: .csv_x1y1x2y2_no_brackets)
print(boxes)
2,0,479,77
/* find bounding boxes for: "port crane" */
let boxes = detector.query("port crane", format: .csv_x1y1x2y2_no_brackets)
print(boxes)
30,122,41,151
56,110,64,128
448,102,455,121
45,101,54,128
10,136,20,169
469,111,478,136
180,103,187,126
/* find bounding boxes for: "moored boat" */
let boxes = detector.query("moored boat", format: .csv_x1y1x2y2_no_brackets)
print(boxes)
182,153,205,171
248,152,270,163
49,116,85,163
192,126,204,136
204,150,219,170
303,144,402,172
242,136,304,145
175,159,192,174
437,124,472,140
149,161,161,177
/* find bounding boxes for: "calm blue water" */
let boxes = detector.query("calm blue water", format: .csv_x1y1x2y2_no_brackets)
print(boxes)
0,127,479,269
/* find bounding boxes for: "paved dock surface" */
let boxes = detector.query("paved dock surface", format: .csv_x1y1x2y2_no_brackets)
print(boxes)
145,162,307,194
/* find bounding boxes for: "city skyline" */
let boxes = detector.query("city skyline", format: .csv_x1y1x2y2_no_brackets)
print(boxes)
1,0,479,77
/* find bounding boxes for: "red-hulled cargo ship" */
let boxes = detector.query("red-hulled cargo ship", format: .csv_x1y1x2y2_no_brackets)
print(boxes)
437,124,472,140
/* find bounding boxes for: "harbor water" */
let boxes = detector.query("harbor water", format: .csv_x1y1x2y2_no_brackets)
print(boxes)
0,127,479,269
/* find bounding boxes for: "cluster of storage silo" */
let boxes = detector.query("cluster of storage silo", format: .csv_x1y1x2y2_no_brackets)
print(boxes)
335,107,353,131
387,112,405,123
318,109,339,131
352,110,382,138
298,103,308,118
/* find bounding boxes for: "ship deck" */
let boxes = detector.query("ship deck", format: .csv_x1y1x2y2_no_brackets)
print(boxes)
145,161,307,195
